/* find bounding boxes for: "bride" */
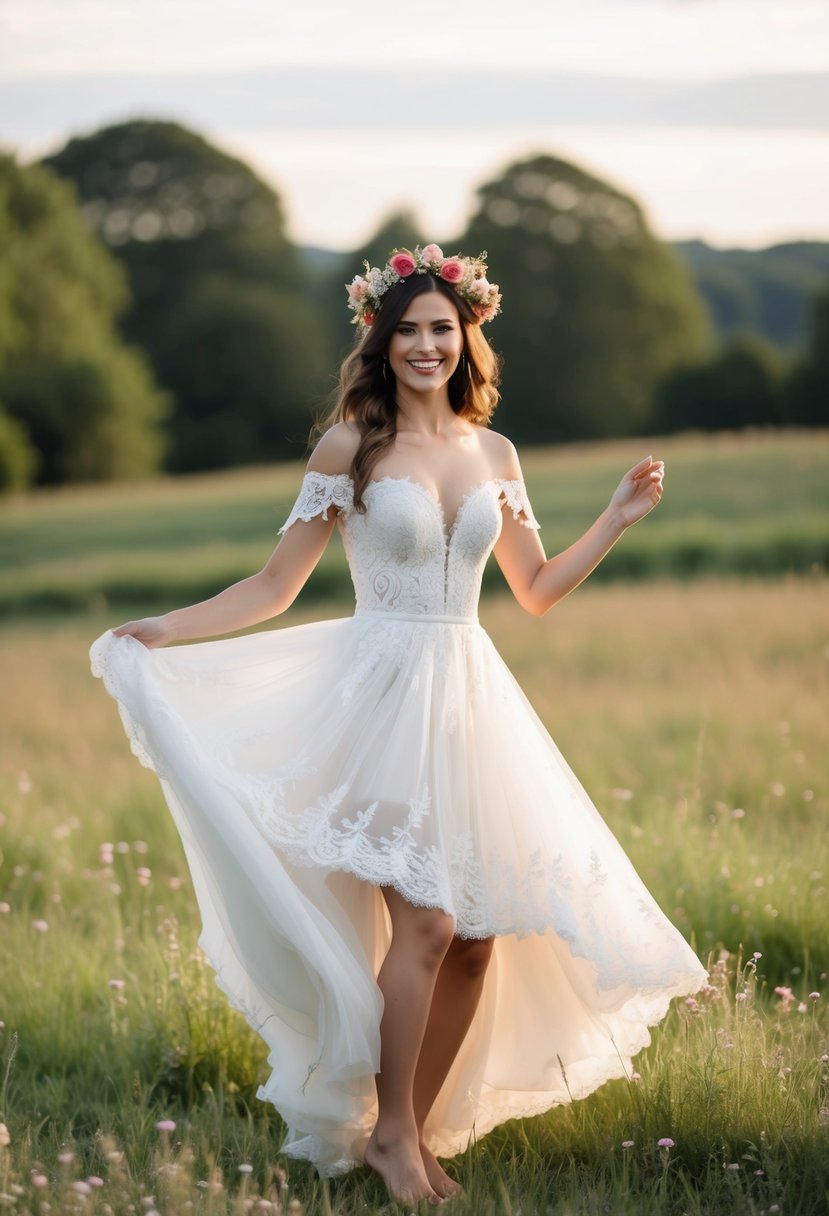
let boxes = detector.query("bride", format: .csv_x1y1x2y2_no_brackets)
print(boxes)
92,245,706,1206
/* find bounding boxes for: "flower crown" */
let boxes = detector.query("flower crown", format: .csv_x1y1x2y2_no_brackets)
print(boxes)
345,244,502,329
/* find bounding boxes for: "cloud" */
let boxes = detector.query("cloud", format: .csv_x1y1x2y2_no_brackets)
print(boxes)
2,67,827,148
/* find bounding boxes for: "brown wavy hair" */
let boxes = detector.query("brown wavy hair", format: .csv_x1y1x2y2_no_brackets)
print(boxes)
313,274,502,510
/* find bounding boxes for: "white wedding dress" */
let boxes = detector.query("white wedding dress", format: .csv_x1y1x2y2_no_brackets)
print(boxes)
90,471,706,1177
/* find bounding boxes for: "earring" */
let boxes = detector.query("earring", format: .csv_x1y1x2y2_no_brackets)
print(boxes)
382,358,388,382
461,353,468,379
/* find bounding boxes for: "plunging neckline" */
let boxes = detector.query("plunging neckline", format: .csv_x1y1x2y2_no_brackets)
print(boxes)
364,475,503,541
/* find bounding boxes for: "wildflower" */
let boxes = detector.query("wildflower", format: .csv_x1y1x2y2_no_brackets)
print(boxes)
31,919,48,933
730,807,745,819
31,1176,48,1189
735,992,747,1003
136,868,152,887
657,1137,675,1148
753,951,762,960
86,1178,104,1189
820,1054,829,1063
630,1072,641,1083
726,1163,740,1171
798,1002,808,1014
57,1152,74,1165
0,904,9,914
809,991,820,1001
108,979,125,991
0,1124,9,1147
621,1140,634,1149
238,1165,253,1174
71,1182,92,1196
154,1121,176,1133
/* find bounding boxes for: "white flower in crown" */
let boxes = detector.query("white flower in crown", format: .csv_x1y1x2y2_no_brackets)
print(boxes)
344,244,502,328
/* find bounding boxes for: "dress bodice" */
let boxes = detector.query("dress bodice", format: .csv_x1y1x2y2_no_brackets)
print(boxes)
279,472,540,618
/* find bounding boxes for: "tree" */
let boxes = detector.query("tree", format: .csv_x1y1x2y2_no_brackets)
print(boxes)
0,152,167,484
458,154,710,443
43,120,326,468
650,335,784,433
0,409,37,493
784,283,829,426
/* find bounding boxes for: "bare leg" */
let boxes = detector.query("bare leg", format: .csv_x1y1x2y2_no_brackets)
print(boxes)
413,935,495,1197
364,887,455,1205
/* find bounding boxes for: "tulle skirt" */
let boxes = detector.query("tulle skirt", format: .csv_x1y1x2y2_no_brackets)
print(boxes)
90,610,706,1176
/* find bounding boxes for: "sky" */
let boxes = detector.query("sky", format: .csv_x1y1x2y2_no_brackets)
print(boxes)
2,0,828,251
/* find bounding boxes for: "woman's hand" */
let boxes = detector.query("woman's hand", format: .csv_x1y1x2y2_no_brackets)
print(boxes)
607,456,664,529
111,615,176,648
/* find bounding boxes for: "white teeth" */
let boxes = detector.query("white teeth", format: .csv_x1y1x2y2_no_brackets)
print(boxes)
409,360,441,369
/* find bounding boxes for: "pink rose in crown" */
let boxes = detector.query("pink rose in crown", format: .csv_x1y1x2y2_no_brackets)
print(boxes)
420,243,444,264
469,276,490,298
347,275,368,303
389,252,416,277
440,258,465,284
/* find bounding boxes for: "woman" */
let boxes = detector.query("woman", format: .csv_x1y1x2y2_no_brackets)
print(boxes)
91,245,707,1207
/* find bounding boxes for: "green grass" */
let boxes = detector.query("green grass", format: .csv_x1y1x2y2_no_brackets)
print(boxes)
0,430,827,617
1,578,828,1213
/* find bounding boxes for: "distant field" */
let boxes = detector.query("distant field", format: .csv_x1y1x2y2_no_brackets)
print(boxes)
0,430,826,617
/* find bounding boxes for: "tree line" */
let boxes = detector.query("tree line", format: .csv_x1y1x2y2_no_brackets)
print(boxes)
0,120,826,492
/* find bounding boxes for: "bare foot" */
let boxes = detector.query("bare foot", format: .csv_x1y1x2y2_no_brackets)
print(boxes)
364,1124,445,1206
419,1141,463,1199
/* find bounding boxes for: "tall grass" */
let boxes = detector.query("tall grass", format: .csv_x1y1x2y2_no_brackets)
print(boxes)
2,578,828,1211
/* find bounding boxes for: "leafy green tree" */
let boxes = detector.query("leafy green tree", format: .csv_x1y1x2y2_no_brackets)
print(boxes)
650,335,784,432
0,409,37,492
784,283,829,426
0,152,167,484
458,154,710,443
43,120,326,467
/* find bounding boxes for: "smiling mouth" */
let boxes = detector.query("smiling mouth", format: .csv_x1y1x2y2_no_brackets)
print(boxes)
408,359,443,373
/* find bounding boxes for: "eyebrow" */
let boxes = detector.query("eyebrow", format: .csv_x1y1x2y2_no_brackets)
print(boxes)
399,318,455,324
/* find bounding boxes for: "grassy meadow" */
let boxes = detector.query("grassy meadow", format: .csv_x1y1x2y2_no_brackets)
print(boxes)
1,431,828,1214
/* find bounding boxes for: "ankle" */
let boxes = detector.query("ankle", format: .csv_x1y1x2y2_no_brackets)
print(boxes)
370,1117,419,1150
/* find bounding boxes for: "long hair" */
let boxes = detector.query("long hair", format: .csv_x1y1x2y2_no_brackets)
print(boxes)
313,274,502,510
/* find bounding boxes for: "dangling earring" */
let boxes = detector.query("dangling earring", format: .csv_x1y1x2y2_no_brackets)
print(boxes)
382,358,388,382
461,353,468,380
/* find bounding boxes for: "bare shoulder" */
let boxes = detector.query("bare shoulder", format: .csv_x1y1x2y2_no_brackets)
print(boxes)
477,427,523,480
306,421,361,476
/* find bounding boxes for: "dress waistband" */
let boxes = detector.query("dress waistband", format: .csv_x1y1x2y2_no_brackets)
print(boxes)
354,608,478,625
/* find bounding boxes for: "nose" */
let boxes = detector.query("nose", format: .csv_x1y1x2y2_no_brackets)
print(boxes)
415,330,437,353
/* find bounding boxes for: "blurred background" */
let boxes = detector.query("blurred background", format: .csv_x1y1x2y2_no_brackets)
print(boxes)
1,0,828,502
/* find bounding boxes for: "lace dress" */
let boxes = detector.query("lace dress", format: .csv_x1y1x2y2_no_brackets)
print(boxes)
90,472,706,1176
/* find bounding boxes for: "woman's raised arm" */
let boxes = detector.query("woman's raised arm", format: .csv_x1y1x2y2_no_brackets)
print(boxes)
494,454,664,617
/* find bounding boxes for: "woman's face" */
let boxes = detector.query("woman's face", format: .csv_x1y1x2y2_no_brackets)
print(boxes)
387,291,464,395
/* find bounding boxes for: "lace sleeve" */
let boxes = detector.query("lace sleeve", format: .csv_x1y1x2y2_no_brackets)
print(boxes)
498,479,541,530
278,472,354,535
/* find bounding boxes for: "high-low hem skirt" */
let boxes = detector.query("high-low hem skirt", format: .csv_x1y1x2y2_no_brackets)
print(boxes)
90,611,707,1177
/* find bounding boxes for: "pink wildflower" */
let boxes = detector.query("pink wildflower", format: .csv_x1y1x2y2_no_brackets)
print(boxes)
86,1177,104,1188
108,979,125,991
31,919,48,933
657,1137,675,1149
155,1120,176,1133
136,867,152,887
